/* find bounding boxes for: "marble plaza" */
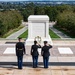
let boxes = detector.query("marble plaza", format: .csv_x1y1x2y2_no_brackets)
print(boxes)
0,40,75,75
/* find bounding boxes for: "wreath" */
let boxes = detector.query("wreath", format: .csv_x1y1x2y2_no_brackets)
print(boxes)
35,36,41,43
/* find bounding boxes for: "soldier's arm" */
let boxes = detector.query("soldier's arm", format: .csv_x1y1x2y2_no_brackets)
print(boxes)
37,44,41,48
15,44,17,55
23,44,26,54
31,46,33,55
41,47,44,56
49,44,52,48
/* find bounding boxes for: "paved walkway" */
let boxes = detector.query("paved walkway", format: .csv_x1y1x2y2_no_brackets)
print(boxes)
0,41,75,75
0,41,75,62
6,26,28,40
50,27,70,38
0,65,75,75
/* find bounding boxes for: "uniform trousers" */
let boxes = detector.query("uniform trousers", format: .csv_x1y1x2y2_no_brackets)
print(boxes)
32,56,38,68
17,56,23,69
43,57,49,68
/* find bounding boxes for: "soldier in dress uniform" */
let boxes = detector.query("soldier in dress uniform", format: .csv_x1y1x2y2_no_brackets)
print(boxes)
31,41,41,68
16,37,26,69
41,41,52,68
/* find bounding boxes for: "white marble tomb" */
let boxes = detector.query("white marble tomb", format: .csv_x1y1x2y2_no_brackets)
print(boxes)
26,15,53,45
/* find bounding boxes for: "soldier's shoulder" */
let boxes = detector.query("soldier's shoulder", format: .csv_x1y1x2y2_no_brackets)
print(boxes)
32,45,34,46
42,46,45,48
16,42,19,45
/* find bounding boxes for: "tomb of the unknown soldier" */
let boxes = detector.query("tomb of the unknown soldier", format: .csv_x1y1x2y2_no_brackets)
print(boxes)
26,15,53,45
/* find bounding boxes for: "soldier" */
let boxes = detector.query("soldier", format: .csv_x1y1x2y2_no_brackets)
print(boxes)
16,37,26,69
31,41,41,68
41,41,52,68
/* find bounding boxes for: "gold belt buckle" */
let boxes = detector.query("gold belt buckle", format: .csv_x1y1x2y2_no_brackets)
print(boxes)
19,49,23,50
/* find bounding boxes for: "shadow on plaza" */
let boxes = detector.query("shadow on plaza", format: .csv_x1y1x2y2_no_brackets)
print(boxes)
0,62,75,66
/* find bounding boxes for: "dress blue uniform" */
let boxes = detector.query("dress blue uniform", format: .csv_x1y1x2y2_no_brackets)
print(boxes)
16,41,25,69
31,41,41,68
41,41,52,68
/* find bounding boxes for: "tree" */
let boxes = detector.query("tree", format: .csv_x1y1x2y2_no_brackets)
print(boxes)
21,3,35,21
34,6,45,15
56,11,75,37
45,6,58,21
0,10,23,37
56,5,73,13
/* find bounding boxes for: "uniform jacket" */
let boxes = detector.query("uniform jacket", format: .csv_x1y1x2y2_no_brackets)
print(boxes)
41,45,52,57
16,42,25,56
31,44,41,56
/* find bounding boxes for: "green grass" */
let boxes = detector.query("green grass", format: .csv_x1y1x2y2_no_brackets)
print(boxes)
2,25,24,38
19,30,28,38
19,29,60,38
49,29,60,38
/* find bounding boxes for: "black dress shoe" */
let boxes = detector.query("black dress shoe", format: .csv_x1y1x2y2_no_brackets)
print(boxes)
44,67,48,68
33,66,38,68
18,68,22,69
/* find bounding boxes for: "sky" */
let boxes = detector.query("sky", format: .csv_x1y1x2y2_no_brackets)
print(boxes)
0,0,75,1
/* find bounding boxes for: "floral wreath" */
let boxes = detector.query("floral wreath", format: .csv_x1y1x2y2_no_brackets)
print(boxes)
35,36,41,43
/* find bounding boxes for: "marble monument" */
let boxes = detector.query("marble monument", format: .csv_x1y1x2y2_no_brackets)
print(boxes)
26,15,53,45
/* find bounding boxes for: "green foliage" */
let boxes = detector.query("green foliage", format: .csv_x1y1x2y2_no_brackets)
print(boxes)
21,3,59,21
3,25,24,38
21,3,35,21
0,4,75,38
56,5,73,13
45,6,58,21
0,20,5,35
34,6,45,15
56,11,75,37
0,10,23,37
